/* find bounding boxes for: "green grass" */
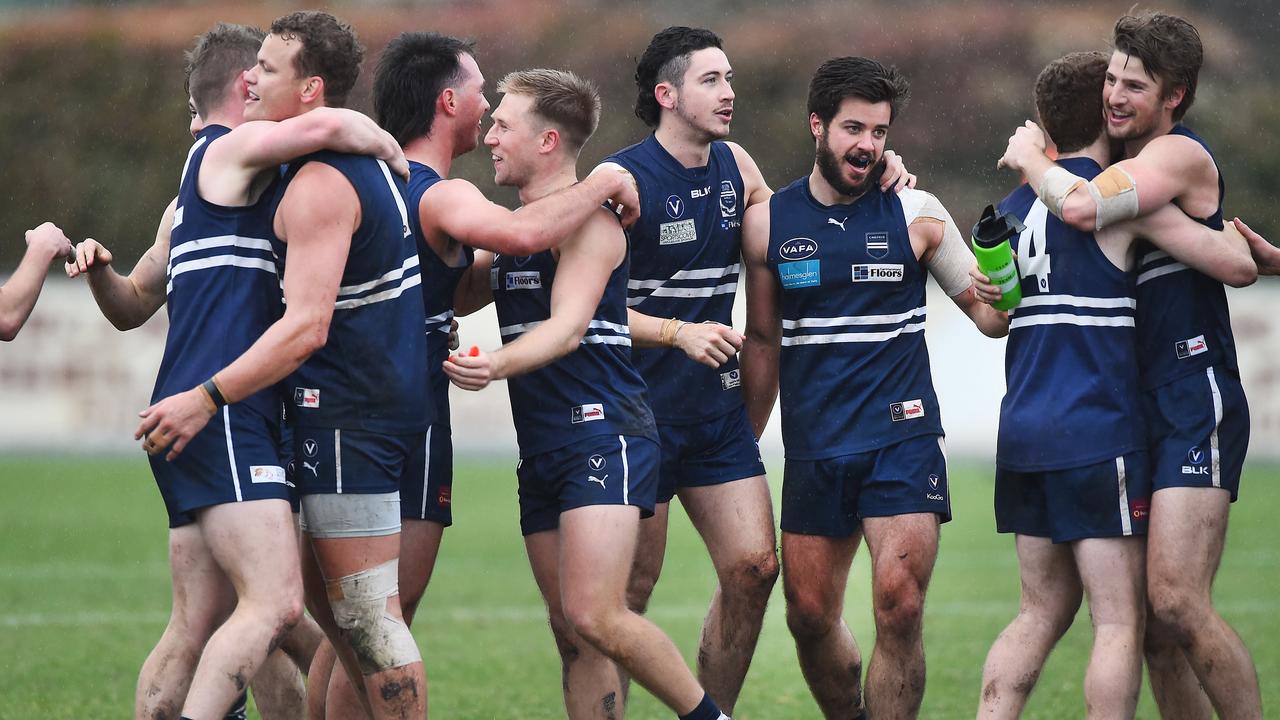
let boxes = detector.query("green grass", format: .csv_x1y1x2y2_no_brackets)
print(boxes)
0,455,1276,719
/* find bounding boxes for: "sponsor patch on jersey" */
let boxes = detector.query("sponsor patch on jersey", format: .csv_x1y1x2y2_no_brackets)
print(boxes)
437,486,451,508
249,465,287,485
295,388,320,409
866,232,890,259
1130,496,1150,520
719,180,738,218
1175,334,1208,360
172,205,184,229
889,398,925,422
853,264,904,282
779,237,818,261
571,403,605,424
779,260,821,289
720,369,741,390
505,271,542,290
659,219,697,245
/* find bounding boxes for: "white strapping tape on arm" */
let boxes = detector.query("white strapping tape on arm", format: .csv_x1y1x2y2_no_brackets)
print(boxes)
1037,165,1085,219
905,190,973,297
1086,165,1140,230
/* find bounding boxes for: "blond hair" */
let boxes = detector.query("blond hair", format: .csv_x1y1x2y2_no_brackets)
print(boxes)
497,69,601,152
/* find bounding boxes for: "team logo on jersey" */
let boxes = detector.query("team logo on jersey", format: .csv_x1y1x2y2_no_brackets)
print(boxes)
890,399,925,422
779,260,821,289
302,439,318,458
295,388,320,409
571,403,605,424
852,264,904,282
659,219,697,245
719,181,738,218
865,232,890,259
588,454,606,471
779,237,818,261
665,195,685,219
928,474,940,489
1175,335,1208,360
505,271,542,290
249,465,287,485
1181,445,1210,475
720,369,741,390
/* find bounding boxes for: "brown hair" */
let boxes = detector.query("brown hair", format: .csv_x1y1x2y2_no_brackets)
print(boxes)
497,69,601,153
269,11,365,108
1113,11,1202,121
185,23,265,117
1035,51,1108,153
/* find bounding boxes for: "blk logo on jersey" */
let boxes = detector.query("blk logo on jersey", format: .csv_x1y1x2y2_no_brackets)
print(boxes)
779,260,821,289
719,180,738,218
720,369,741,390
295,388,320,408
890,399,925,422
1182,445,1209,475
659,219,697,245
780,237,818,261
571,403,605,424
852,264,904,282
865,232,889,259
505,271,542,290
1175,334,1208,360
665,195,684,219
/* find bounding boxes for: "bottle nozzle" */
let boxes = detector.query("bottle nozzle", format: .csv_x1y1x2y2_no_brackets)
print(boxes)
971,204,1025,249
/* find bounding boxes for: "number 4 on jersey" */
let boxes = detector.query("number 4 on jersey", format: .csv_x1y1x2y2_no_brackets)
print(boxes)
1016,201,1052,293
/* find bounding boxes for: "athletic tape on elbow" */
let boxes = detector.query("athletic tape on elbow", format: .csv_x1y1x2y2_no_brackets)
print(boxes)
914,194,973,297
1086,165,1139,230
1037,165,1085,219
327,559,420,673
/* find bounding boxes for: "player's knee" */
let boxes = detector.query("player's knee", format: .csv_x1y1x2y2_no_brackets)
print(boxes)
625,567,659,614
562,596,623,651
784,589,841,641
1147,585,1204,638
724,549,780,600
546,611,584,666
872,577,926,638
328,560,421,674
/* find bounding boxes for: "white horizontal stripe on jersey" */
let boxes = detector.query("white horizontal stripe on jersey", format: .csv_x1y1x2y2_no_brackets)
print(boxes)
1009,313,1135,330
1016,294,1135,310
781,322,926,346
170,234,275,262
1137,262,1189,285
628,263,741,290
783,305,926,330
588,319,630,334
337,255,420,299
629,281,738,302
500,320,543,337
333,272,422,310
1141,249,1172,265
167,256,278,294
581,335,633,346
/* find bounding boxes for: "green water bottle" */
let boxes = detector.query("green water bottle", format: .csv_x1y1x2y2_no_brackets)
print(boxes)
971,204,1025,311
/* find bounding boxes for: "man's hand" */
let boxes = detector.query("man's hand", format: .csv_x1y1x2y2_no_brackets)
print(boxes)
26,222,74,263
1235,217,1280,276
443,346,496,391
590,164,641,227
447,317,460,352
673,321,744,368
997,121,1048,173
969,266,1003,305
135,387,217,461
65,238,114,278
880,150,917,193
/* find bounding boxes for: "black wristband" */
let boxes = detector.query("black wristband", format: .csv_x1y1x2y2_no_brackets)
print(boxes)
202,378,228,408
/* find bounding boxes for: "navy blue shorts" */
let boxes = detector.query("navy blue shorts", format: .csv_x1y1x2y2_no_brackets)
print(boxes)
656,406,766,503
399,423,453,525
149,406,292,529
995,451,1151,543
293,427,427,497
1143,367,1248,501
518,434,659,536
781,434,951,537
278,417,300,514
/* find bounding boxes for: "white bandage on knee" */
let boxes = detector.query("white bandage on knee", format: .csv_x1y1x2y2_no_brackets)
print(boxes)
1037,165,1086,219
1086,164,1139,230
903,190,973,297
327,559,420,673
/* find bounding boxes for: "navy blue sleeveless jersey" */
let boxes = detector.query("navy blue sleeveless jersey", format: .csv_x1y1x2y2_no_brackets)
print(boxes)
272,151,432,434
154,124,282,421
996,158,1145,471
1134,125,1238,390
491,242,658,458
766,178,943,460
406,161,473,425
605,135,746,425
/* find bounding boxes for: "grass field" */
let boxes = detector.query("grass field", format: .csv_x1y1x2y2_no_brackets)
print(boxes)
0,455,1275,719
